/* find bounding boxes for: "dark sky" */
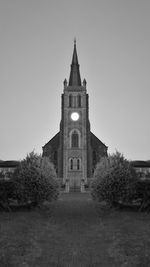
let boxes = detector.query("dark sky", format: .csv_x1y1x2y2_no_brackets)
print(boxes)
0,0,150,161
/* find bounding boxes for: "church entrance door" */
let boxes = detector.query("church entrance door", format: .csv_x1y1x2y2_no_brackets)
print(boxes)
69,174,81,192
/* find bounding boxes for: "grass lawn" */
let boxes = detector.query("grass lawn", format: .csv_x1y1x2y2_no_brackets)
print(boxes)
0,192,150,267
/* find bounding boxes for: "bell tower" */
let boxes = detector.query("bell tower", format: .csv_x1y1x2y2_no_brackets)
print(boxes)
60,40,90,190
42,41,108,192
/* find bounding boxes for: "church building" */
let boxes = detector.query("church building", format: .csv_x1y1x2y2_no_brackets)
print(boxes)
42,41,108,191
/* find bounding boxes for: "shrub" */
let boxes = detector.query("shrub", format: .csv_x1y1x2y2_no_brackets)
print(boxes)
0,180,15,210
13,152,59,206
91,151,138,206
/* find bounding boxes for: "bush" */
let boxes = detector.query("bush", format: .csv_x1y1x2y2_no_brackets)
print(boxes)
91,151,138,206
13,152,59,206
0,180,15,210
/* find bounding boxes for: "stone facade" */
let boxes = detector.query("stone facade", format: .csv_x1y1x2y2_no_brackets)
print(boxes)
42,41,108,191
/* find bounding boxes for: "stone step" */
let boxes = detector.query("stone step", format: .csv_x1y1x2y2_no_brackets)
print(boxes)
69,187,81,193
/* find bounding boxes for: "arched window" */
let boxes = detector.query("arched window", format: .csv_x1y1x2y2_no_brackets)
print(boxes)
78,95,81,107
70,159,73,170
77,159,80,170
72,131,79,148
69,95,72,107
69,129,81,148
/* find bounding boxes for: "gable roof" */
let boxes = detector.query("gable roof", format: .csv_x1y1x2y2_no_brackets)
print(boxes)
90,132,108,148
43,132,60,149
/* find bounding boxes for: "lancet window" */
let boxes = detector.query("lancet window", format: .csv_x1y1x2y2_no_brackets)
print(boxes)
69,158,81,171
78,95,81,107
69,94,72,107
71,131,79,148
70,159,73,170
77,159,80,170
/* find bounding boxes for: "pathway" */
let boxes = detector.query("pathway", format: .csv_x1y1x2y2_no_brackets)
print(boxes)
34,192,113,267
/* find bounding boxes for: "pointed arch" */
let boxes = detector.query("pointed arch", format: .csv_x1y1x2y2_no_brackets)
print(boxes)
69,129,81,148
70,158,73,170
77,159,80,170
72,131,78,147
69,94,72,107
78,94,81,107
69,158,74,170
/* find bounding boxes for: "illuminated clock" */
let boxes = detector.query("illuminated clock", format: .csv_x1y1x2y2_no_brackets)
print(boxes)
71,112,80,121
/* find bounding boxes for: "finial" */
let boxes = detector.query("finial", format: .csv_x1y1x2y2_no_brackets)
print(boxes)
83,78,87,87
64,78,67,87
74,38,76,46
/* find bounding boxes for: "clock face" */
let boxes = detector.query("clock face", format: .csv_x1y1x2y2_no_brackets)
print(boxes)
71,112,80,121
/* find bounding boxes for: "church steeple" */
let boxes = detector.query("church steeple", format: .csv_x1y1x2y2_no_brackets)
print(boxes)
69,40,81,86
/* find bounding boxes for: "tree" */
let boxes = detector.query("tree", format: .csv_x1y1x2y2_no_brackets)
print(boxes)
13,151,59,206
91,151,138,206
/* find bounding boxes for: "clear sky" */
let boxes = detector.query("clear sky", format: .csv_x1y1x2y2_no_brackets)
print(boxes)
0,0,150,161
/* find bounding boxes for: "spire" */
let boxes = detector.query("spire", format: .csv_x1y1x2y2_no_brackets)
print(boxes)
69,40,81,86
